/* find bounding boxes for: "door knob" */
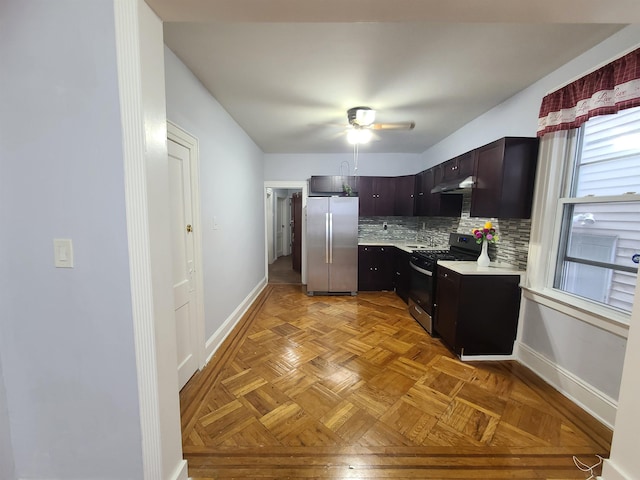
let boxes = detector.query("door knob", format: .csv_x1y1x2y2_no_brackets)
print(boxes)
186,224,193,233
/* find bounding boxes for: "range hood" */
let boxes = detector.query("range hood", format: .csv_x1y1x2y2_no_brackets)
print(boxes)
430,175,475,194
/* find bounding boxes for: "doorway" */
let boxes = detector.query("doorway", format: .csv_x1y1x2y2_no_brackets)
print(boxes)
167,122,206,390
264,181,308,285
268,188,302,284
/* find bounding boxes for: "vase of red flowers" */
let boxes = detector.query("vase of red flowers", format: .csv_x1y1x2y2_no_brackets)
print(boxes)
472,221,498,267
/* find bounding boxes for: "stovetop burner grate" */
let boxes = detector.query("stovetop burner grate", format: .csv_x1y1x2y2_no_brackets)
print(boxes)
410,233,482,267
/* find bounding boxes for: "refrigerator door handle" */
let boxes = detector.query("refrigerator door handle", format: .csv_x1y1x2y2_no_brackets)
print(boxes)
325,212,330,264
329,213,333,264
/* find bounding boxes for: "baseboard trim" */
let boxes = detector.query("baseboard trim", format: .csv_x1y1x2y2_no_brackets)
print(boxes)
170,459,188,480
602,458,632,480
461,353,516,362
516,342,617,428
16,459,188,480
204,279,268,364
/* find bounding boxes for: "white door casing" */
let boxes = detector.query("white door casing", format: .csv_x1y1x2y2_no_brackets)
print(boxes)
276,196,285,258
167,122,205,390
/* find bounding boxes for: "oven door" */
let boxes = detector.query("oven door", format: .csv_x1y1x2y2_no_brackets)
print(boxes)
408,260,437,335
408,261,434,314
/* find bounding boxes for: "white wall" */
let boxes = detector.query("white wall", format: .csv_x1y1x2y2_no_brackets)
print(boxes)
164,47,266,343
603,275,640,479
421,26,640,167
265,152,423,180
520,300,626,399
0,356,15,480
0,1,143,477
420,25,640,426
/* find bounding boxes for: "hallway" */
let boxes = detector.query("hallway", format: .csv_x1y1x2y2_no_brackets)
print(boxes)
268,255,302,285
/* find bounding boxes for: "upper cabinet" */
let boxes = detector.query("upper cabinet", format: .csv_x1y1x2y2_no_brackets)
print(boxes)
415,168,463,217
394,175,416,216
442,151,476,180
308,136,538,219
358,176,396,216
471,137,539,219
309,175,358,195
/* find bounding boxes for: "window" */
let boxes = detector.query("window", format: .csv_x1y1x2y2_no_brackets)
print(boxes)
553,106,640,314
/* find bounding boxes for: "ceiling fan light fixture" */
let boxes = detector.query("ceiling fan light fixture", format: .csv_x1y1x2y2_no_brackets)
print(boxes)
347,106,376,126
347,128,372,145
355,108,376,126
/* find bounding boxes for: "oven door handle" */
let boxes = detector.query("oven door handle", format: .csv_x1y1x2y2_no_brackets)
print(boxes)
410,262,433,277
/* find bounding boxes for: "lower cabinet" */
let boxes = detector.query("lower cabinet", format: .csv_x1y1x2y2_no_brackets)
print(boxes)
358,246,395,291
434,266,521,356
394,248,411,303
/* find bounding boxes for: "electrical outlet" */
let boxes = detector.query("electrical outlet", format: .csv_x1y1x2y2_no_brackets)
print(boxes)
383,222,388,231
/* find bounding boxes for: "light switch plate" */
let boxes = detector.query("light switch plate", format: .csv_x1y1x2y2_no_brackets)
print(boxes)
53,238,74,268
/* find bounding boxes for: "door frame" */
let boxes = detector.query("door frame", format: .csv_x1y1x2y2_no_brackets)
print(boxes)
276,195,286,258
264,181,308,284
168,121,206,370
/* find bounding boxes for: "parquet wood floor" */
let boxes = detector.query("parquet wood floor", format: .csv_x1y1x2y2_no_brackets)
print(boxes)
180,285,612,479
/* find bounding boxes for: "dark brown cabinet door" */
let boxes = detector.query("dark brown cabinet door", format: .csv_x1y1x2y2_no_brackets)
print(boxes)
358,177,396,216
434,269,460,350
471,141,505,218
441,151,475,180
457,151,476,177
441,158,458,181
357,177,376,216
394,175,416,216
375,177,396,216
434,266,522,357
358,246,395,291
309,175,357,194
394,248,412,303
417,168,462,217
471,137,539,218
414,170,429,216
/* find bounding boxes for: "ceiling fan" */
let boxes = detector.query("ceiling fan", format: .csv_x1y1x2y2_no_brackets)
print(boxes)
345,106,415,144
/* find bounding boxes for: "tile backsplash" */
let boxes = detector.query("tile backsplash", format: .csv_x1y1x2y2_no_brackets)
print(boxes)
358,193,531,270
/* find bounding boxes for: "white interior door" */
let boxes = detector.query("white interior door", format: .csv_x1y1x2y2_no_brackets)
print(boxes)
168,138,198,389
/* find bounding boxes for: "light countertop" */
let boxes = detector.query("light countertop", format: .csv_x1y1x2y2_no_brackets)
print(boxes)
358,241,447,254
438,260,525,276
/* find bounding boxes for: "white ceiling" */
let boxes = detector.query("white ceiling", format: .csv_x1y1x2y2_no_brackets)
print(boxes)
148,0,636,154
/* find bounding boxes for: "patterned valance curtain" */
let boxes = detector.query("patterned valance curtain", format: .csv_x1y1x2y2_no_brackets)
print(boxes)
537,47,640,137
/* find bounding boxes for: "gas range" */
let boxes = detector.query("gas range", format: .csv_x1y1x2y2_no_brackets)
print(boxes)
410,233,481,271
408,233,481,336
410,251,456,271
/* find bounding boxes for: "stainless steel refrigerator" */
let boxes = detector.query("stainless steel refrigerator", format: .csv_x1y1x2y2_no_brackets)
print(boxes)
306,196,358,295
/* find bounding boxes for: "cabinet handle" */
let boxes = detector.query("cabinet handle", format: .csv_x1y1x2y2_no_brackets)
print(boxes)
443,273,448,278
418,192,424,196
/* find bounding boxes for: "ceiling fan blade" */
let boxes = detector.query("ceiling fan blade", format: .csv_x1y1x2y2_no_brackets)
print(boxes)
370,122,416,131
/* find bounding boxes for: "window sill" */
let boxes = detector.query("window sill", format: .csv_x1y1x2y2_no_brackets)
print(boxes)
521,286,630,338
